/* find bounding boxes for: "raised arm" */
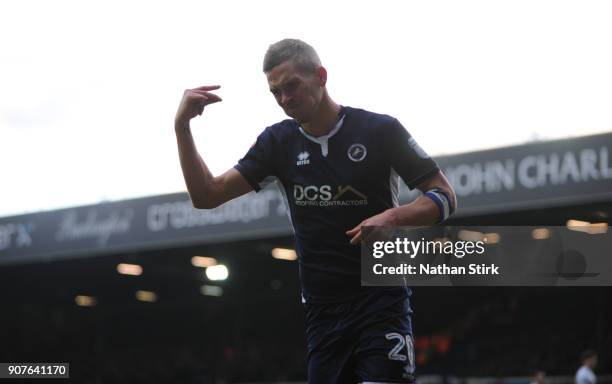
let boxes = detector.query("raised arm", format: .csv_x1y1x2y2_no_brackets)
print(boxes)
174,85,253,209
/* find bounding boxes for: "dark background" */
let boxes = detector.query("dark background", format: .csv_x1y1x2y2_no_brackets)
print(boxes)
0,203,610,383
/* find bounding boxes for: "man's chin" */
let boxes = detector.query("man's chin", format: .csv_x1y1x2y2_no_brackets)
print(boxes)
287,111,309,124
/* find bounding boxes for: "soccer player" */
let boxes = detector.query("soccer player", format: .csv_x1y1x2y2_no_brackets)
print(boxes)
174,39,457,383
531,370,546,384
575,350,598,384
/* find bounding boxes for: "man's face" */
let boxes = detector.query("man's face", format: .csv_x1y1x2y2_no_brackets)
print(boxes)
266,60,324,123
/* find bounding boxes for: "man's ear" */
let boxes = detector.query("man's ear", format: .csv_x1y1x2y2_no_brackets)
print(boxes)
318,66,328,87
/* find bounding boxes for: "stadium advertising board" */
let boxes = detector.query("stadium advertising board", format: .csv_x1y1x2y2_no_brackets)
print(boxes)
1,132,611,265
0,189,290,265
438,132,612,216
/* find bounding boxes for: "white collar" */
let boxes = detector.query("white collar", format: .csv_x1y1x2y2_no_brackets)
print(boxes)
298,114,345,141
298,114,345,157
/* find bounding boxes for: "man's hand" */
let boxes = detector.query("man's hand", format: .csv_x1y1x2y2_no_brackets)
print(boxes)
175,85,223,128
346,209,397,245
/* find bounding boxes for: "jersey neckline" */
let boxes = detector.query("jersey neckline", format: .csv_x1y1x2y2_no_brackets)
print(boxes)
297,105,347,157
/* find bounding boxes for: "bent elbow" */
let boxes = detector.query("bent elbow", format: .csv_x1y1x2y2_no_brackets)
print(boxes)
191,198,219,210
191,199,206,209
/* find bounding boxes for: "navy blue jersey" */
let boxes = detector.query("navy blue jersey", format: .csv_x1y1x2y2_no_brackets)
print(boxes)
235,106,439,303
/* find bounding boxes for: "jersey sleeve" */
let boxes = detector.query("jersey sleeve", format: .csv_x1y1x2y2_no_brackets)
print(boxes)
234,127,277,192
575,369,595,384
379,117,439,189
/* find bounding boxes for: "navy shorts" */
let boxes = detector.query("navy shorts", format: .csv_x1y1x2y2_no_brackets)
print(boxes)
304,287,415,384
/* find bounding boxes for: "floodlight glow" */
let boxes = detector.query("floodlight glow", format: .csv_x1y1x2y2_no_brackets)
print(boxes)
191,256,217,267
567,219,590,230
532,228,550,240
135,290,157,302
75,295,97,307
271,247,297,261
457,230,483,242
117,263,143,276
205,264,229,281
567,220,608,234
587,222,608,234
483,233,500,244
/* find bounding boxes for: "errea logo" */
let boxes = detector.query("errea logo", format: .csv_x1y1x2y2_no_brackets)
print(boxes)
296,151,310,166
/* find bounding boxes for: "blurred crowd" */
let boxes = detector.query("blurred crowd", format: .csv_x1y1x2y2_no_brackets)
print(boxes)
1,287,609,383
